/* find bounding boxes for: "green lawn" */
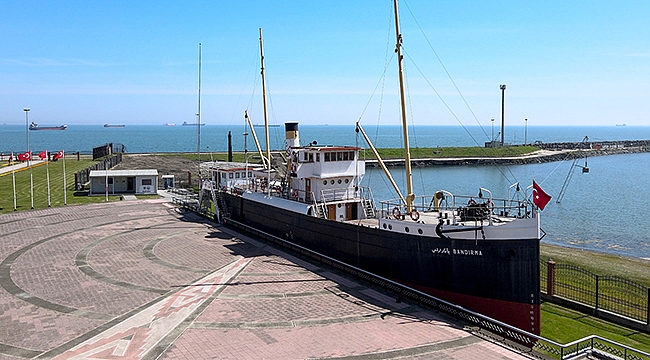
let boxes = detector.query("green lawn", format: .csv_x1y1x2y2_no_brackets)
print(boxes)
541,302,650,353
168,145,541,163
0,159,122,214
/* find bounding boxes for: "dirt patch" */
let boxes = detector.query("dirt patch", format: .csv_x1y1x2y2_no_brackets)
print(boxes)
113,154,199,188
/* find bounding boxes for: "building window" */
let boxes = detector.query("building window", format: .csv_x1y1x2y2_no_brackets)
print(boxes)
248,172,252,177
316,153,320,162
235,172,240,178
343,152,349,161
303,152,309,161
108,178,114,185
229,173,234,179
337,152,343,161
142,179,152,186
325,153,331,162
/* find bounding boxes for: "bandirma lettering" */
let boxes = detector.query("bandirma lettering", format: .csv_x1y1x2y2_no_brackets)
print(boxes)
431,248,483,256
452,249,483,256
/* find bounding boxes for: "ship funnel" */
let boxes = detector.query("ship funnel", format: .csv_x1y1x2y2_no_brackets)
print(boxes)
285,122,299,151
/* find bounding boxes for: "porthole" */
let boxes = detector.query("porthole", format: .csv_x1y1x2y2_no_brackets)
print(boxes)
337,204,341,208
345,179,349,183
388,224,392,230
323,180,327,185
383,223,387,229
418,229,423,234
338,179,342,184
330,180,335,185
405,227,410,233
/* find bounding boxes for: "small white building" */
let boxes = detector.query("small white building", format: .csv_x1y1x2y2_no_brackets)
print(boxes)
89,169,159,195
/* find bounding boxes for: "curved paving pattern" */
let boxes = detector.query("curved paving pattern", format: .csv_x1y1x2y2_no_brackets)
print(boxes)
0,200,532,359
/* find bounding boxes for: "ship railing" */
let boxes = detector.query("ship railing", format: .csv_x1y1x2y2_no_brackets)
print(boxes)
320,187,358,202
380,191,532,224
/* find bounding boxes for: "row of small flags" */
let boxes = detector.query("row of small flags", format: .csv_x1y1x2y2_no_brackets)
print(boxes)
9,149,66,210
10,149,64,162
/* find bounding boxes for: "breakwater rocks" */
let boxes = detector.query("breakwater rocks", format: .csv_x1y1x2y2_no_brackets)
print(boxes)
365,142,650,168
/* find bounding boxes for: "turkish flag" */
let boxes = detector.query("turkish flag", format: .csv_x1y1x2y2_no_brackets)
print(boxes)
532,180,552,210
53,149,64,160
17,151,32,161
38,150,47,160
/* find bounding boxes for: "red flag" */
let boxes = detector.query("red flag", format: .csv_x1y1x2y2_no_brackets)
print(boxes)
53,149,64,160
532,180,552,210
38,150,47,160
17,151,32,161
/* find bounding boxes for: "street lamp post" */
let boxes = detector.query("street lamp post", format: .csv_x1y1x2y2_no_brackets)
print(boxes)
491,118,495,147
24,108,34,209
500,84,506,146
525,118,528,145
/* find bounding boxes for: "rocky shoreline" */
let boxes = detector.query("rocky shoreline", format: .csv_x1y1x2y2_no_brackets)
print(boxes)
366,146,650,167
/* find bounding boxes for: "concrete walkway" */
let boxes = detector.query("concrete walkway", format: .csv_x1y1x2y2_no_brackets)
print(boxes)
0,200,535,359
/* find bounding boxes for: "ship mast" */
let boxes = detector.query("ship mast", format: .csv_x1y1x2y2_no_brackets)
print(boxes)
393,0,414,211
259,28,271,194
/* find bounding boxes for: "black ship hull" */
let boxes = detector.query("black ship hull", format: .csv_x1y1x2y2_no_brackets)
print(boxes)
222,192,540,334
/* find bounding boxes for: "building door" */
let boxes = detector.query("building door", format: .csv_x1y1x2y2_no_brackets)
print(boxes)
345,203,357,220
327,204,336,220
305,179,311,202
127,177,134,192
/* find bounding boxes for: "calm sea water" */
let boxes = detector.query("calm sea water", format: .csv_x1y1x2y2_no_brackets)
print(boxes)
2,124,649,259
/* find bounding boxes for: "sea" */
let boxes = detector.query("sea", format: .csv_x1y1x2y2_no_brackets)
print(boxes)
2,123,650,259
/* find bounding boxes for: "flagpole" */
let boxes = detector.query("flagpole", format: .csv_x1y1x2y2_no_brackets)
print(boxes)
24,108,33,209
12,152,17,211
63,151,67,205
46,151,51,207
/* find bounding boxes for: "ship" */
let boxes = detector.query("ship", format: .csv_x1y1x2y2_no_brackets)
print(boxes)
210,1,542,335
29,122,67,130
103,124,125,128
164,123,176,126
182,121,205,126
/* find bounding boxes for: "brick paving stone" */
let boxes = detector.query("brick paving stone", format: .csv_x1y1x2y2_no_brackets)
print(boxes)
0,200,532,359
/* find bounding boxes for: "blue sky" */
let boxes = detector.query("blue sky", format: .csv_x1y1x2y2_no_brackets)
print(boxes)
1,0,649,127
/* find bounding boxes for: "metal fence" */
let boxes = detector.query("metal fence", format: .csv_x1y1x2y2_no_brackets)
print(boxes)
74,153,123,188
543,259,650,325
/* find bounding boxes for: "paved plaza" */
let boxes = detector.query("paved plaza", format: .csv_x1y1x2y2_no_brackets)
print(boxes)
0,199,534,359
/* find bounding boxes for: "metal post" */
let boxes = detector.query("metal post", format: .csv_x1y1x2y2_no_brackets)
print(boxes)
647,288,650,325
500,84,506,146
595,275,599,311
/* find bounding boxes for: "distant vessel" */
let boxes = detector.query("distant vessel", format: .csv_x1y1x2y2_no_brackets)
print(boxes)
164,123,176,126
29,122,67,131
182,121,205,126
616,123,627,127
104,124,125,128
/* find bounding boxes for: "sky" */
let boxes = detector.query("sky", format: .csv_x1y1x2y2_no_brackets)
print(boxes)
1,0,649,127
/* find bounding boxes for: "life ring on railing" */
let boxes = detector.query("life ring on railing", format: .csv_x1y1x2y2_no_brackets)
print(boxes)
486,200,494,211
468,199,477,206
291,189,299,198
291,163,298,173
392,207,401,219
410,209,420,221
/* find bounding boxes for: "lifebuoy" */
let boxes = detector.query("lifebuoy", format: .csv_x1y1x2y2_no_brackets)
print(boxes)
468,199,477,206
392,207,401,219
291,163,298,173
410,209,420,221
291,189,298,198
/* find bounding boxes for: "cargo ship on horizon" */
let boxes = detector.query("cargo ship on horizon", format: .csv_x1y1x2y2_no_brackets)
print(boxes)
29,122,67,130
